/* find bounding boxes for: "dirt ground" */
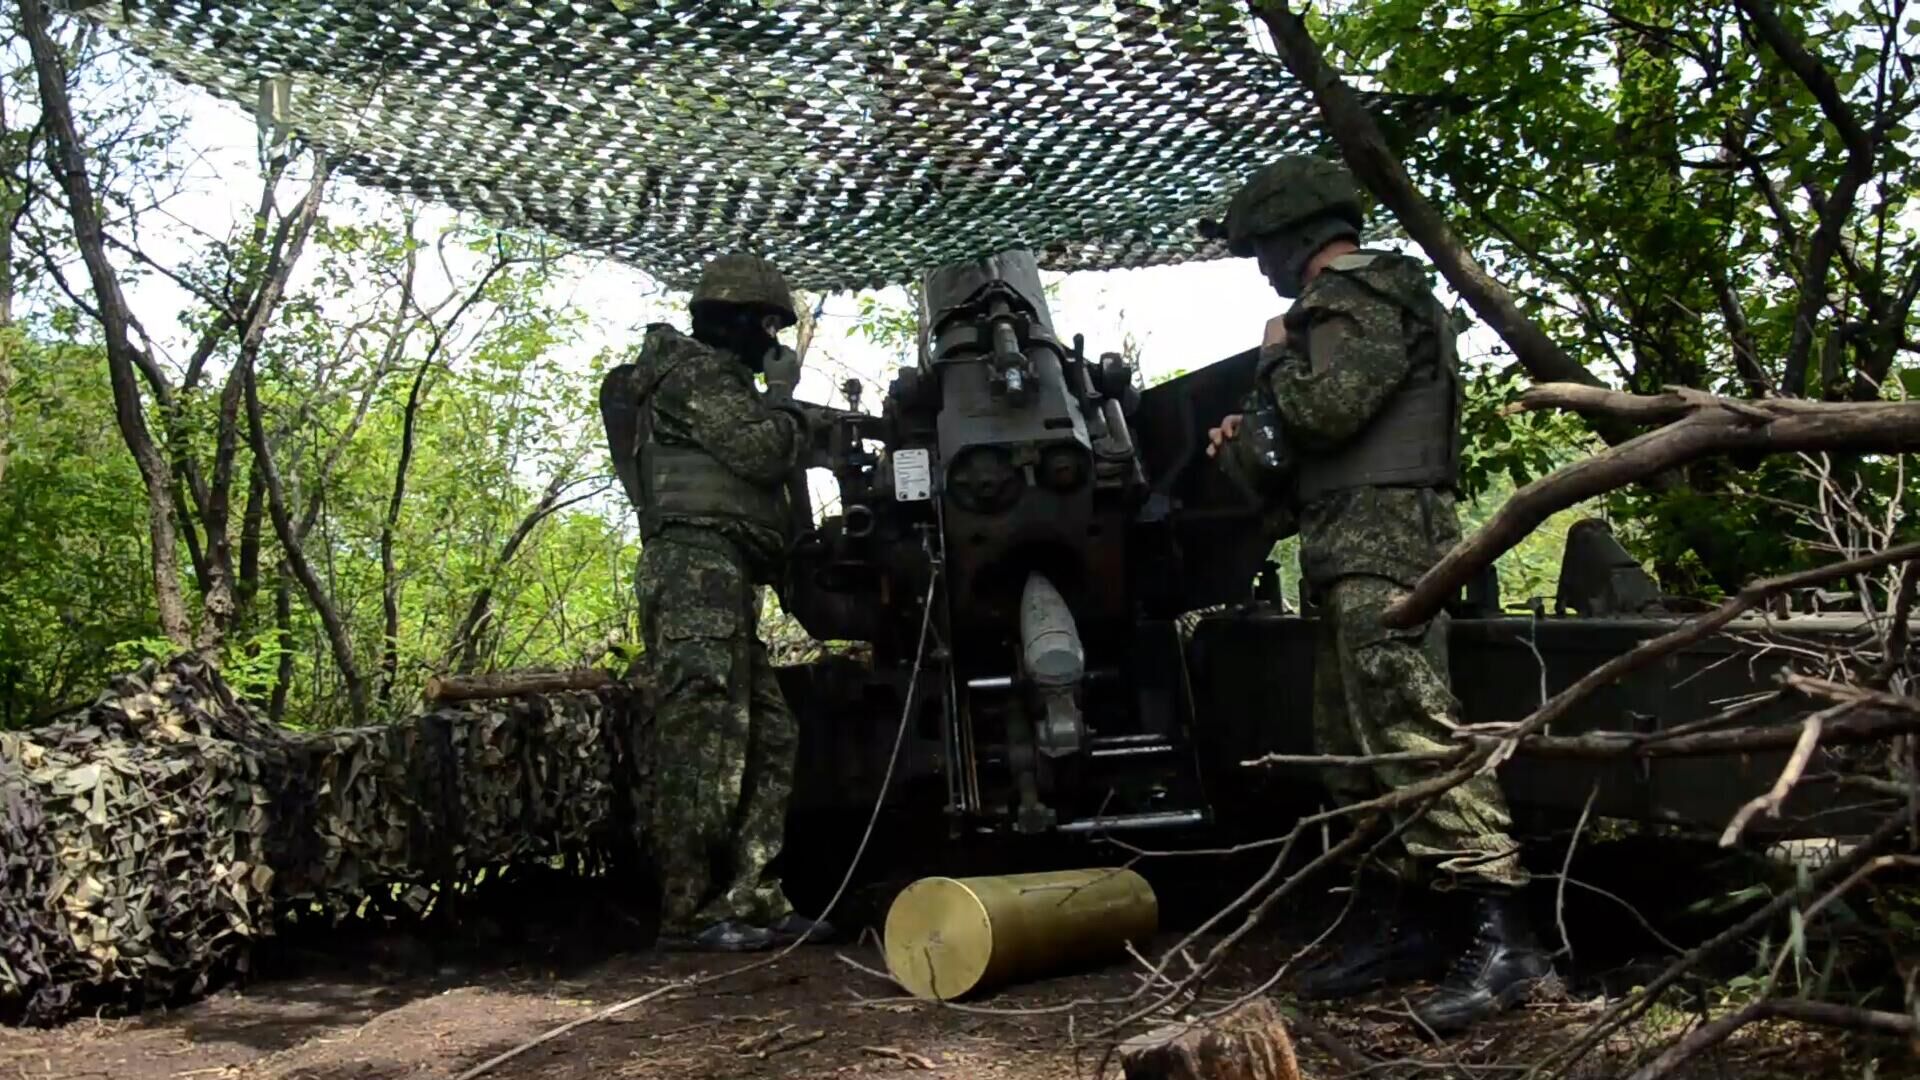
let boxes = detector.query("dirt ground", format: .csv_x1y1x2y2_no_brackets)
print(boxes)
0,925,1889,1080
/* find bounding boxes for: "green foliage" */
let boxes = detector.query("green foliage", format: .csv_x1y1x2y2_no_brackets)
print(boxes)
852,292,919,360
1314,0,1920,592
0,206,639,728
0,337,159,726
1458,369,1595,503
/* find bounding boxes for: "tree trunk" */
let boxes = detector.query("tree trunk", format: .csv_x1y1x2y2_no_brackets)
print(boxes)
1250,1,1634,447
245,363,368,725
236,464,265,633
21,0,192,647
195,158,331,655
1120,999,1301,1080
268,574,293,725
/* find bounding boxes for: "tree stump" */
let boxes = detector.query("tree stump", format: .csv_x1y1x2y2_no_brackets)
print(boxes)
1120,999,1302,1080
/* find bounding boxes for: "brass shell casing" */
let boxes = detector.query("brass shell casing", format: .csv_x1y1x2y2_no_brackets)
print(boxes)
883,868,1159,1000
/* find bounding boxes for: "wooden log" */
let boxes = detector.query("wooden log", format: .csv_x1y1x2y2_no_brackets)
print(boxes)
425,667,615,703
1120,998,1302,1080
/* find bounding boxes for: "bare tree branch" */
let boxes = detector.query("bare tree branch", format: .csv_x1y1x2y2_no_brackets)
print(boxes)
448,473,609,675
379,254,521,704
243,362,367,725
197,156,332,654
1734,0,1879,394
1625,999,1917,1080
1387,387,1920,626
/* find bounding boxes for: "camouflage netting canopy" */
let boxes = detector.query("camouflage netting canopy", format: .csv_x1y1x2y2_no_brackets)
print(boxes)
73,0,1428,290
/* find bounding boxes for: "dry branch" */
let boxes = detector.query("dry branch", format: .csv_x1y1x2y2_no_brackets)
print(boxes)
1718,704,1844,846
1506,706,1920,759
424,668,616,703
1387,388,1920,628
1548,813,1906,1073
1625,999,1918,1080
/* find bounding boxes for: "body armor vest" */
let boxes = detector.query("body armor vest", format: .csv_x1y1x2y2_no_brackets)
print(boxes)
1294,264,1462,503
599,329,790,542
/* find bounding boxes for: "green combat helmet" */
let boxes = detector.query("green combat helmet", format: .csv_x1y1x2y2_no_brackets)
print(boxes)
690,253,799,328
1200,155,1365,257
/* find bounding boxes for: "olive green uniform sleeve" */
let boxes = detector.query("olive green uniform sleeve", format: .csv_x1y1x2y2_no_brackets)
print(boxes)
1267,275,1412,451
657,345,803,486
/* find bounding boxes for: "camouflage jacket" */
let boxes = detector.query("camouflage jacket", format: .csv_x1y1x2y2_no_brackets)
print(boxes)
630,324,803,574
1227,249,1462,590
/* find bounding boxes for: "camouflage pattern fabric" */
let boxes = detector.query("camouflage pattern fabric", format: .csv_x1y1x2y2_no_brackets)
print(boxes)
0,657,635,1025
1240,246,1528,890
1222,155,1365,257
633,324,803,568
691,255,798,326
1311,576,1526,888
637,529,798,932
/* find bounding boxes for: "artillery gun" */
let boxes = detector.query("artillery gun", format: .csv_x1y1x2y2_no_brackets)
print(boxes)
623,249,1876,853
775,250,1272,838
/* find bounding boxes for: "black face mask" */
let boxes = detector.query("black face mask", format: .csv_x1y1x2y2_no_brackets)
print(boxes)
691,306,777,371
1253,233,1314,298
1253,217,1360,299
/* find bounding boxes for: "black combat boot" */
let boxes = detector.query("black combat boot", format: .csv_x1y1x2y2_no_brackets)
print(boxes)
660,919,775,952
768,912,836,945
1411,888,1554,1036
1291,883,1458,1000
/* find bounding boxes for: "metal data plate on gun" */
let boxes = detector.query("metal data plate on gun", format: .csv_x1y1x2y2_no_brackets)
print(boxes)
894,448,933,502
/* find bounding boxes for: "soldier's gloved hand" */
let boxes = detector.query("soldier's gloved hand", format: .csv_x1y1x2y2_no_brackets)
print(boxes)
764,345,802,402
1206,414,1243,459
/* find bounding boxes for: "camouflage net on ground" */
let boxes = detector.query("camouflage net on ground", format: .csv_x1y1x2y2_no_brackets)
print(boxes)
0,657,639,1025
77,0,1431,290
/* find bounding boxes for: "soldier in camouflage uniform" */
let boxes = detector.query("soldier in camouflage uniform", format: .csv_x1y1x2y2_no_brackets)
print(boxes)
599,254,831,953
1208,157,1553,1033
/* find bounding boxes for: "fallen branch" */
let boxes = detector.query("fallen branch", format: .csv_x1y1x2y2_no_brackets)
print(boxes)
858,1046,936,1070
1547,813,1906,1073
1718,704,1846,846
1786,673,1920,715
451,983,685,1080
1625,998,1918,1080
734,1023,796,1055
1504,706,1920,759
758,1029,826,1058
1400,541,1920,755
1243,704,1920,765
424,668,617,703
1386,389,1920,628
1278,1010,1375,1075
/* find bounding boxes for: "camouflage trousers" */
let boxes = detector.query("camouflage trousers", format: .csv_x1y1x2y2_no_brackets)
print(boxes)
637,529,798,932
1311,574,1527,889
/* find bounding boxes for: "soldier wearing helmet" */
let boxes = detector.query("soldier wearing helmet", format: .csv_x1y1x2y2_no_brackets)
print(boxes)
1205,157,1553,1033
599,253,831,953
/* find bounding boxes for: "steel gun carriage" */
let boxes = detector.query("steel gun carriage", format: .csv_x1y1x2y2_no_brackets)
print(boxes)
775,251,1268,838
